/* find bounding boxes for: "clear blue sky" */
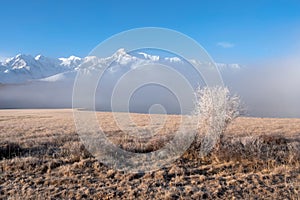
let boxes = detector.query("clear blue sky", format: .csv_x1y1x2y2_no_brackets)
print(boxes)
0,0,300,64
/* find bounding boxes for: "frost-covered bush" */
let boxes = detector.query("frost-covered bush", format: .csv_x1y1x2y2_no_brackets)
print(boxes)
193,86,241,156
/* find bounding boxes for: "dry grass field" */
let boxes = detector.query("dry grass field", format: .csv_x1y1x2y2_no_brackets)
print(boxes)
0,109,299,199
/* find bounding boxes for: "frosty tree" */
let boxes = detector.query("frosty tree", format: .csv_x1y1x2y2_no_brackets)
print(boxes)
193,86,241,156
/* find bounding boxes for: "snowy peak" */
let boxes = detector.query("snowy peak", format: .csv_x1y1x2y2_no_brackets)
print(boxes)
59,55,82,67
4,54,35,70
216,63,242,72
138,52,160,61
110,48,138,65
114,48,127,57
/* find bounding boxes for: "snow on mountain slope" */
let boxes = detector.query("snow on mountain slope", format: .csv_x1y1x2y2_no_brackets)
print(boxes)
0,54,80,84
59,56,82,68
39,71,77,82
0,49,241,84
216,63,241,72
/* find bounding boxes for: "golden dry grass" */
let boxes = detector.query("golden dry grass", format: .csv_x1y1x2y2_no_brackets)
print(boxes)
0,109,299,199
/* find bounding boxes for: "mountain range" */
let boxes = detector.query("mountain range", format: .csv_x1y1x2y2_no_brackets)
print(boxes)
0,49,241,84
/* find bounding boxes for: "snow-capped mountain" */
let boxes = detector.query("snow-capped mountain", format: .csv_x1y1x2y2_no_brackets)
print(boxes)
0,54,82,84
0,49,242,114
0,49,241,84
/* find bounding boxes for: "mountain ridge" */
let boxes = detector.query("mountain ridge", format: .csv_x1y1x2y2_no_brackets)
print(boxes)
0,49,241,84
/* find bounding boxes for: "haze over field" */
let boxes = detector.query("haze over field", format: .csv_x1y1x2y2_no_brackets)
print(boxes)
0,49,299,118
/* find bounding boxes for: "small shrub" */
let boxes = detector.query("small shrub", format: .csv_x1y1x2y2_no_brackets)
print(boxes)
192,86,241,156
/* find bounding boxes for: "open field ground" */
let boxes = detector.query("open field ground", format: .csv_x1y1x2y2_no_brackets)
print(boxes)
0,109,300,199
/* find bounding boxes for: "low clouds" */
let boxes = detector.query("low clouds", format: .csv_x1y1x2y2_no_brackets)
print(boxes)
0,51,299,118
217,42,235,48
221,54,300,118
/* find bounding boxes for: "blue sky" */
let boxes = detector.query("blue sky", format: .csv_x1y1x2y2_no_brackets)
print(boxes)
0,0,300,64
